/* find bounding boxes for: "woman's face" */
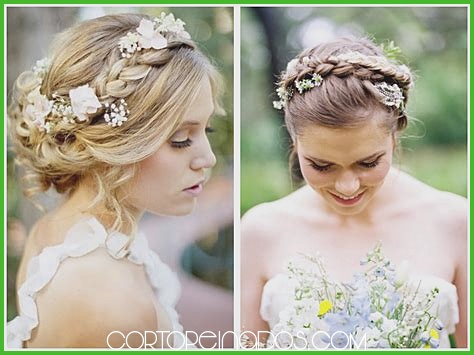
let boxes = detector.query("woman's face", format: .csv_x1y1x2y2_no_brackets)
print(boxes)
128,77,216,216
296,118,394,216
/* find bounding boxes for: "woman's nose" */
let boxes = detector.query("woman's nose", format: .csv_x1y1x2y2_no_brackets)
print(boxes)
190,138,216,170
335,170,360,196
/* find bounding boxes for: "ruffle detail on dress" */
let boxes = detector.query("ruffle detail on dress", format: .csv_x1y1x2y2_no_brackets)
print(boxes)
7,216,184,348
260,273,295,329
126,229,185,347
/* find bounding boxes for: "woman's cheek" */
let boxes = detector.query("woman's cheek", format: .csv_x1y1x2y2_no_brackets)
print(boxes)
300,164,333,188
360,161,391,185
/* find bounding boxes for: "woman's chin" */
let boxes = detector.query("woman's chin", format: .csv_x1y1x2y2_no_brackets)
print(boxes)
150,200,197,217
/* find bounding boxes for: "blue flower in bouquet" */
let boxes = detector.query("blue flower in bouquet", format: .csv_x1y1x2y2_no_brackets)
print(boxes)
383,290,401,314
323,311,359,334
374,267,385,277
330,331,351,348
348,276,371,323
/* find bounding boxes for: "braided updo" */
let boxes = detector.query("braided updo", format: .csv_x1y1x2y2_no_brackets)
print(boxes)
277,37,412,137
276,37,413,180
9,13,224,230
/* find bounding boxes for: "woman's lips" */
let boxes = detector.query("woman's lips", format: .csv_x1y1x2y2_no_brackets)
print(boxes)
329,191,365,206
183,183,203,197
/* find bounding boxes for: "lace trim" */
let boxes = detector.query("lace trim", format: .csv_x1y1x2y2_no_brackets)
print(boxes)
7,216,182,348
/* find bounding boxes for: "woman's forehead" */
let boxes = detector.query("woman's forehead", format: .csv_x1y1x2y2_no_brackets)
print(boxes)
297,121,392,162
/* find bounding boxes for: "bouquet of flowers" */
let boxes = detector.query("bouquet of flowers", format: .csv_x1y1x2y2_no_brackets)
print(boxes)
267,244,445,349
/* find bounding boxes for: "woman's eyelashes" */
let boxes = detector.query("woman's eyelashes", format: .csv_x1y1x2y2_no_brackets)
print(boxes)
307,157,381,172
359,159,380,168
169,126,215,149
170,138,192,149
309,162,332,172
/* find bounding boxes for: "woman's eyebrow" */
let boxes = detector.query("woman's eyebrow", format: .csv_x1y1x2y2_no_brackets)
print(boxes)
178,120,201,128
176,115,215,130
305,151,386,164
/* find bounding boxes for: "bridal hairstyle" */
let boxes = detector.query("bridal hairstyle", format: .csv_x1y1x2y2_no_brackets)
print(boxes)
274,37,413,179
8,13,224,234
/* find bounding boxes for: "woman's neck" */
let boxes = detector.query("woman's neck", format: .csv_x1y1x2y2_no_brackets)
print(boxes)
56,178,143,234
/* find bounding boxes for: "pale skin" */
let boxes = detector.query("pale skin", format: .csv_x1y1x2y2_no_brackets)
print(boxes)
241,117,467,348
16,77,216,348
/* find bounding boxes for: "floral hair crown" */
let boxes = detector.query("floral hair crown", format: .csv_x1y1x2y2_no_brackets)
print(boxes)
24,12,189,135
118,12,191,58
273,52,406,112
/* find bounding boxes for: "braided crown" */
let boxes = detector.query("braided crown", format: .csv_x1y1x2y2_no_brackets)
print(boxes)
23,13,191,135
273,48,412,112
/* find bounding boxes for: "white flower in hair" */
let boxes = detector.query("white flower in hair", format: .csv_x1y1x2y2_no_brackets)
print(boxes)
104,99,129,127
69,84,102,121
118,32,141,54
137,19,168,50
25,87,53,129
374,82,404,110
155,12,191,39
118,13,190,58
286,59,299,75
32,58,51,81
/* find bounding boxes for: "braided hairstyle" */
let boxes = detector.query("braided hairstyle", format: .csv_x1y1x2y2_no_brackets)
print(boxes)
276,37,413,180
9,13,224,231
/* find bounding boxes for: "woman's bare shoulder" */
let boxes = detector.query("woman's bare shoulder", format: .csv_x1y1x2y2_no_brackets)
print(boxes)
30,248,158,348
392,169,467,233
396,170,466,210
241,186,312,243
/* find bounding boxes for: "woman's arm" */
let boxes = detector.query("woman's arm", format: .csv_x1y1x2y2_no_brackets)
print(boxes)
240,208,271,346
451,199,468,348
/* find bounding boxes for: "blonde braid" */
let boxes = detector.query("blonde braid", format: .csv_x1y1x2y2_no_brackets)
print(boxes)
9,13,224,237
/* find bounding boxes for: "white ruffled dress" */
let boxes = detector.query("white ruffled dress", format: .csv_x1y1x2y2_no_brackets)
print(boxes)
7,216,188,349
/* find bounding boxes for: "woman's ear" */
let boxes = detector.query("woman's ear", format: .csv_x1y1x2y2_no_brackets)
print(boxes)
391,132,398,152
291,133,298,150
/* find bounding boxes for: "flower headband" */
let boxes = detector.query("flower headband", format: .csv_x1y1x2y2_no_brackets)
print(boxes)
273,52,406,112
25,12,189,134
118,12,191,58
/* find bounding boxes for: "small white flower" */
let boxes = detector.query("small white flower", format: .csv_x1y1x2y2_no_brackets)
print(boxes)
369,311,383,323
286,58,299,75
32,57,51,79
69,84,101,121
155,12,191,39
137,19,167,50
273,100,284,110
42,121,53,133
118,32,141,55
381,318,397,333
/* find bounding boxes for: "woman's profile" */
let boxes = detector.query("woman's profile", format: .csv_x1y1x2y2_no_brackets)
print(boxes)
241,37,467,348
7,12,226,348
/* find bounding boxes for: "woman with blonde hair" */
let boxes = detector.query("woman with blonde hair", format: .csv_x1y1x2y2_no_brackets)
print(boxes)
241,37,467,348
8,12,224,348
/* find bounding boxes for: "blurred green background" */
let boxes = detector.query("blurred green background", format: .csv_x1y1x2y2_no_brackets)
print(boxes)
241,7,467,215
6,6,233,322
